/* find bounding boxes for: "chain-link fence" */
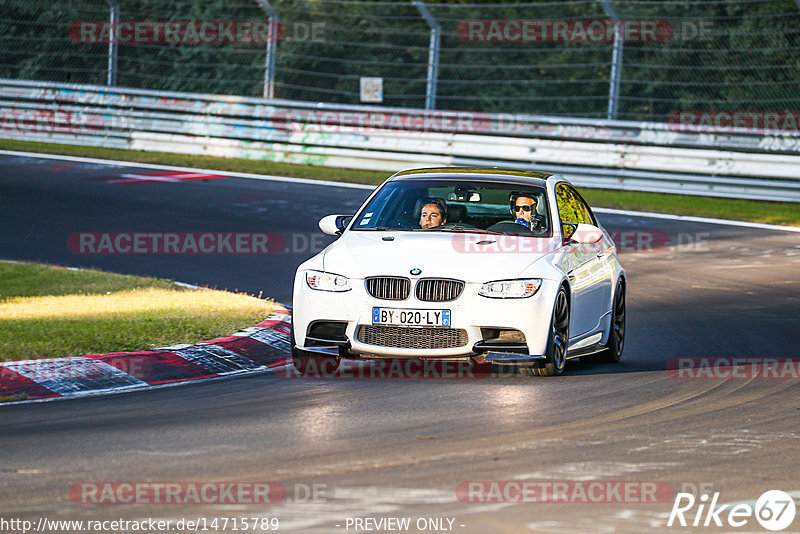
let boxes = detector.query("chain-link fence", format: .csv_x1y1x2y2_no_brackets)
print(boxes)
2,0,800,123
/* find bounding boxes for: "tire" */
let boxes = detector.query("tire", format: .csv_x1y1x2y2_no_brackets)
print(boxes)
598,279,625,364
290,323,340,377
527,287,570,377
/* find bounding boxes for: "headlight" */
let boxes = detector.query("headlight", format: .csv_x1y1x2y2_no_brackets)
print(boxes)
479,278,541,298
306,270,351,292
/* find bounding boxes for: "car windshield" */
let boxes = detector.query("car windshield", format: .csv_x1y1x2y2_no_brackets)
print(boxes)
351,179,551,236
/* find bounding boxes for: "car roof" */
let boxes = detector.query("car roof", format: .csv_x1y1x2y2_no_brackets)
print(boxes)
389,167,552,187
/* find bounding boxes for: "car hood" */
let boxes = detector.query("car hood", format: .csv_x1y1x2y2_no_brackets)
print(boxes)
321,230,556,282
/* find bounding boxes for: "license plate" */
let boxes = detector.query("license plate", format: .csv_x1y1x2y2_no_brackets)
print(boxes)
372,308,450,327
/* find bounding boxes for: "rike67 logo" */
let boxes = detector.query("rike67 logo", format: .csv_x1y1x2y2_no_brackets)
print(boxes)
668,490,797,531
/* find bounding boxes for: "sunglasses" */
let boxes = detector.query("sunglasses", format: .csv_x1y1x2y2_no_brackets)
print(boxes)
514,205,533,212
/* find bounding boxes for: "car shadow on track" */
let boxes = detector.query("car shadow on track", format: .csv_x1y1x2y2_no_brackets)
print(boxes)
562,356,662,376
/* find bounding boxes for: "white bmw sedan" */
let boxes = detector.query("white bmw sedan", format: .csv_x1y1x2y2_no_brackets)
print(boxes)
292,168,625,376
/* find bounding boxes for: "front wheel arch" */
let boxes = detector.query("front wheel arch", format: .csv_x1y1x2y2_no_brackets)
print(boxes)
560,280,571,308
525,284,570,377
598,278,626,364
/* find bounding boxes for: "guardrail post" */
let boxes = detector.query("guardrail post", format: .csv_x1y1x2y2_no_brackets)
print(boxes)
413,1,440,110
106,0,119,86
598,0,623,120
255,0,278,99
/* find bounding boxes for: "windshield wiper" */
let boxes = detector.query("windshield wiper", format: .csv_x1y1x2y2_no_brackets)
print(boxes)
358,226,504,235
434,226,504,235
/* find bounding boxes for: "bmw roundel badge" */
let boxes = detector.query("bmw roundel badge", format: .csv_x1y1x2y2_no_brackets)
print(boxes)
410,268,422,275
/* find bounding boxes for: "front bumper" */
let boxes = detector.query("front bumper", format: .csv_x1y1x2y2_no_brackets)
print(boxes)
293,271,560,362
297,340,547,363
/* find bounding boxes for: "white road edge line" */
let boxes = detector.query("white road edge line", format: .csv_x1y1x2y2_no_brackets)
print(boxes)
172,280,206,290
2,149,799,233
0,149,373,190
594,207,800,233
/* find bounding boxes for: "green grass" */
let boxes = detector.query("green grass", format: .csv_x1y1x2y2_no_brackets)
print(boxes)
0,138,387,184
1,138,798,226
581,189,800,227
0,261,178,299
0,261,274,362
0,394,29,402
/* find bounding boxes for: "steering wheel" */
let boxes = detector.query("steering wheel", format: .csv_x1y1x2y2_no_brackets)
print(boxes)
531,214,547,232
435,222,479,230
486,220,546,235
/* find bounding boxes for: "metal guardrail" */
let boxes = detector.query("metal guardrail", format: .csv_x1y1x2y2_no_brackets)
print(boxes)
1,78,799,202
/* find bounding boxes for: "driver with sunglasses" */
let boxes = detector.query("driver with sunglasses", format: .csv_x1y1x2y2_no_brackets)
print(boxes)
510,192,544,231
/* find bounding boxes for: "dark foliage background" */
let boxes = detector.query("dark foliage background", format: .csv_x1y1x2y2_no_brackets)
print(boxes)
2,0,799,121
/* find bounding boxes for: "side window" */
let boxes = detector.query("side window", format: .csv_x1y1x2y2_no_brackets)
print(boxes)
555,183,583,235
569,186,596,226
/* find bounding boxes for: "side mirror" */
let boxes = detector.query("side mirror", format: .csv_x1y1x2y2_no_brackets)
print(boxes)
561,223,603,245
562,223,578,241
566,223,604,245
319,214,350,236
